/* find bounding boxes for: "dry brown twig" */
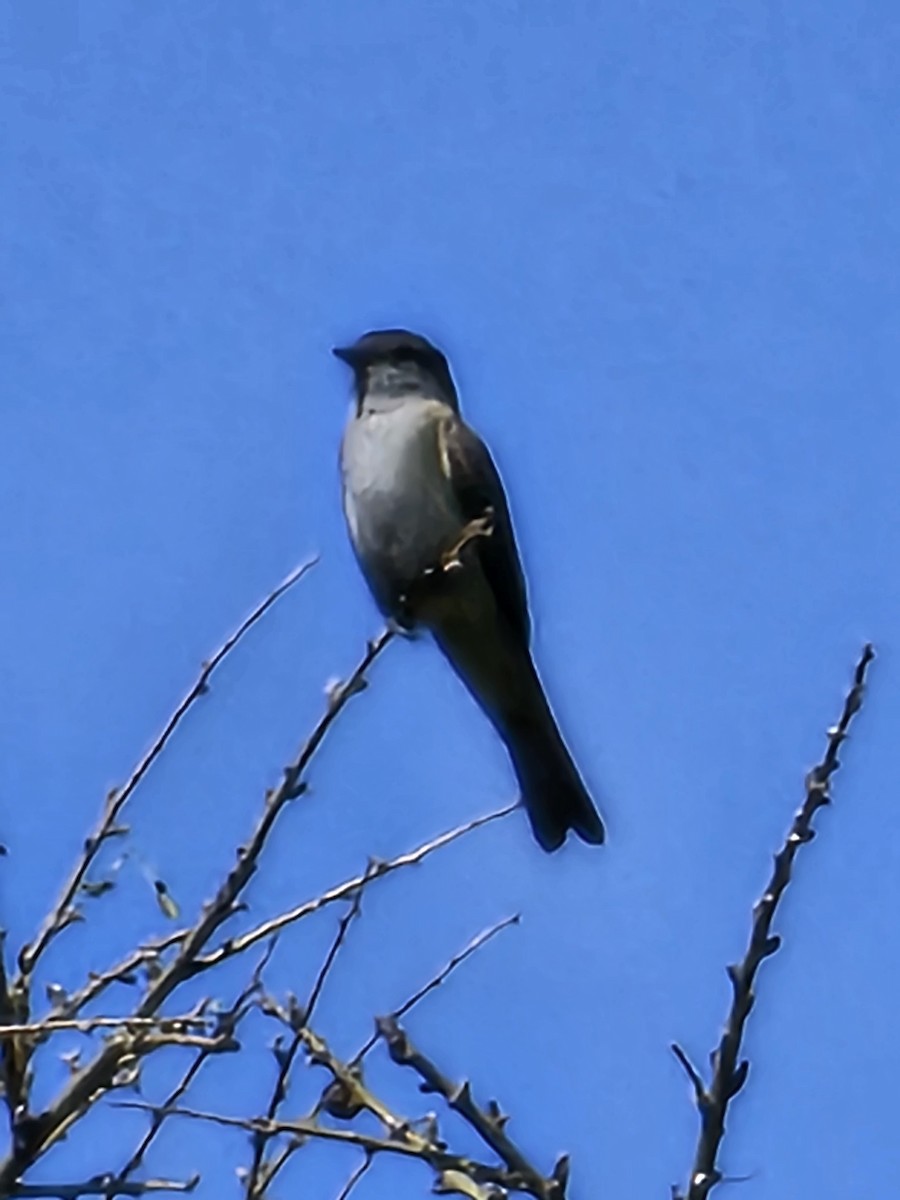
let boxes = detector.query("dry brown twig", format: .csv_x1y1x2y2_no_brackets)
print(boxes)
672,643,875,1200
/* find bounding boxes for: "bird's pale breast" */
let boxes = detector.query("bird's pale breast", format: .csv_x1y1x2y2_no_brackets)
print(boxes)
341,400,465,597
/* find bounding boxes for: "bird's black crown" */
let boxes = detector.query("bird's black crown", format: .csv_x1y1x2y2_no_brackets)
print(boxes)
333,328,444,368
332,328,457,405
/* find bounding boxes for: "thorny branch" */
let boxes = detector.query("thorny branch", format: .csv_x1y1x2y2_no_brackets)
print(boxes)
672,643,875,1200
379,1016,566,1199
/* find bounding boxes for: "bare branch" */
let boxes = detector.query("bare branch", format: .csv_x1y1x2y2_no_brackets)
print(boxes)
193,805,515,973
673,642,875,1200
260,1006,425,1138
670,1044,706,1109
117,948,272,1184
16,559,317,982
7,1173,199,1197
257,910,520,1196
51,934,186,1022
0,1015,213,1038
378,1016,563,1199
0,929,29,1143
118,1101,519,1192
245,997,541,1194
334,1154,373,1200
354,914,520,1065
245,896,363,1198
128,1030,239,1054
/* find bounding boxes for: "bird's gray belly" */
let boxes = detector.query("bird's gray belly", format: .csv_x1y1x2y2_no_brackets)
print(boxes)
341,407,464,617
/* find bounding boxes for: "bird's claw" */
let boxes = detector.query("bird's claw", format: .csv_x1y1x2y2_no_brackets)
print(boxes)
439,508,495,572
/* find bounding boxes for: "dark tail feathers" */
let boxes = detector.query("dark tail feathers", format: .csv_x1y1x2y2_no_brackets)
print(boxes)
505,720,605,853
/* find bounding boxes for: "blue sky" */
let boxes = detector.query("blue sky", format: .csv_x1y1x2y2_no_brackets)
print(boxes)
2,2,898,1197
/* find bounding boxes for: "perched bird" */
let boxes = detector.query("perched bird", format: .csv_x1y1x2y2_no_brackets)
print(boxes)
335,329,605,852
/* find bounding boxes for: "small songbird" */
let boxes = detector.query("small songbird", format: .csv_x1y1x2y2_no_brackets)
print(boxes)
335,329,605,852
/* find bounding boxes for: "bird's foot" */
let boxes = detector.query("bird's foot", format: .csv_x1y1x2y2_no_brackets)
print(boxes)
386,614,418,639
400,508,495,621
437,508,495,574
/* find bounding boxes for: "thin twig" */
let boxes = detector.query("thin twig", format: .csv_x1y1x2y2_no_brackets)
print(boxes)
0,1015,212,1038
0,930,29,1141
334,1155,373,1200
117,1102,517,1191
192,804,515,973
52,933,187,1022
245,896,363,1198
128,1031,239,1054
17,560,316,982
6,1173,199,1197
354,914,520,1065
117,946,274,1184
305,894,364,1025
672,643,875,1200
263,1009,421,1139
257,909,520,1196
379,1016,564,1199
122,919,550,1200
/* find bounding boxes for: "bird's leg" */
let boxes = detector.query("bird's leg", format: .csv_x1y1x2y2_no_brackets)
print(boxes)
437,506,495,574
400,507,495,618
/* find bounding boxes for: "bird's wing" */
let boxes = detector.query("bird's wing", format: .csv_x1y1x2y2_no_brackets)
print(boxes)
438,412,531,648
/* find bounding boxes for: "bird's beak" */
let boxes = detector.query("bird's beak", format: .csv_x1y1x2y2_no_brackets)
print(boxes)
332,345,357,366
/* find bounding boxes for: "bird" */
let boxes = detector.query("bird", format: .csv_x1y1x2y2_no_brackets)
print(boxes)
335,328,605,852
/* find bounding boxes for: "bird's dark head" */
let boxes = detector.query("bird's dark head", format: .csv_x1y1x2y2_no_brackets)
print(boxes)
332,329,459,410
